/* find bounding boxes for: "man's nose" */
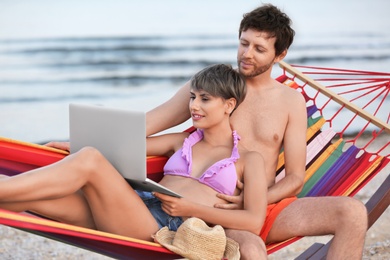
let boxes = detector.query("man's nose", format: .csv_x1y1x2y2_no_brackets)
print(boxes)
242,47,253,58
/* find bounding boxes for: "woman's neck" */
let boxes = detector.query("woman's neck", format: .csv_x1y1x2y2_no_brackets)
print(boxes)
201,125,234,148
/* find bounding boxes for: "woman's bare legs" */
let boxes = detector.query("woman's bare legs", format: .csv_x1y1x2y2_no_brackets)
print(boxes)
0,189,96,229
0,147,159,241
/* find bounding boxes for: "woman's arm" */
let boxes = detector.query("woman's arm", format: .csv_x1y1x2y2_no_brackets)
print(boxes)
146,81,192,136
155,151,267,234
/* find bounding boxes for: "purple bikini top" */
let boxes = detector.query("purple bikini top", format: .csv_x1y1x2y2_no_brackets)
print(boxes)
163,129,240,195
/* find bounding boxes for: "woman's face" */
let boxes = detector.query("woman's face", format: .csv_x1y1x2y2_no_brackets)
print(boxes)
189,88,231,129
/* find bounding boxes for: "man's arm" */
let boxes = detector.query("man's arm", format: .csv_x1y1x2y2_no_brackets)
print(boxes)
146,132,189,157
146,81,192,136
267,90,307,203
215,89,307,208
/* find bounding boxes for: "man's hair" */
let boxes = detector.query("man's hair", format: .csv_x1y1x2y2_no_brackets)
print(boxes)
239,4,295,56
190,64,246,113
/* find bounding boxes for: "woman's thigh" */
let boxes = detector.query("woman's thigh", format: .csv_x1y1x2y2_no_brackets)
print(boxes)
80,163,160,240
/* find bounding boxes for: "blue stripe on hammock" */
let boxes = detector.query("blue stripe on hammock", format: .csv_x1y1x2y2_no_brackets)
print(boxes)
306,145,360,196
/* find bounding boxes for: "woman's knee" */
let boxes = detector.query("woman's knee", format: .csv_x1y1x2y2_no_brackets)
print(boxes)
73,146,105,175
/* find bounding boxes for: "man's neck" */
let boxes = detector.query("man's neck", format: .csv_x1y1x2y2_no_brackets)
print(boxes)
245,70,274,90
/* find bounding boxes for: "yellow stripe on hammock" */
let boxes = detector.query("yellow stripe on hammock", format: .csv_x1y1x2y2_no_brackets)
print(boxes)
304,138,344,183
276,117,326,171
342,156,384,196
0,136,69,155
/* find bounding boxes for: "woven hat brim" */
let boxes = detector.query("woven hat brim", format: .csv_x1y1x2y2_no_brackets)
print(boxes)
224,237,240,260
155,226,240,260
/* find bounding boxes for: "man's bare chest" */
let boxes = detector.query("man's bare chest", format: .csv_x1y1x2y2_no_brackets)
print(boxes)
231,104,288,152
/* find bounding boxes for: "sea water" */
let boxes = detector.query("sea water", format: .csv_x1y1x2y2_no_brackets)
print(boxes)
0,0,389,143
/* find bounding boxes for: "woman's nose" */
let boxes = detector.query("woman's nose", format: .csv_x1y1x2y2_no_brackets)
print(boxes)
190,98,200,110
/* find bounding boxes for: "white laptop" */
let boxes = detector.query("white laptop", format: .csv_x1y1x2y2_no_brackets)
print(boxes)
69,103,181,197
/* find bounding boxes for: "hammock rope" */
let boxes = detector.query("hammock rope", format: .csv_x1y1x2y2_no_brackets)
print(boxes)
281,61,390,158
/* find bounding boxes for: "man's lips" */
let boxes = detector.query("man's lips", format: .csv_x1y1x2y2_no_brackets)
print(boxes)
240,60,254,67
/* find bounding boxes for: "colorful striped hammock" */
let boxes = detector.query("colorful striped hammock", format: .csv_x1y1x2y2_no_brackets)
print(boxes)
0,61,389,259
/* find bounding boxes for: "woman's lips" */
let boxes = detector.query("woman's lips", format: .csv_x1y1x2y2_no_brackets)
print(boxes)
192,114,203,121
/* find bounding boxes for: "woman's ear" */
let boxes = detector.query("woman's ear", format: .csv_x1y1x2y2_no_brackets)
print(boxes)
225,98,237,114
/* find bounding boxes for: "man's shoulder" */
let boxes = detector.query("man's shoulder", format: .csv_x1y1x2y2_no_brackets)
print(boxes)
276,82,305,104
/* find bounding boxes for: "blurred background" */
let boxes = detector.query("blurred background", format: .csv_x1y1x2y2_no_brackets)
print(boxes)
1,0,389,143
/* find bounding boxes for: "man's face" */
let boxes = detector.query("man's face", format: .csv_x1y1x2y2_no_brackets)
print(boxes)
237,29,277,78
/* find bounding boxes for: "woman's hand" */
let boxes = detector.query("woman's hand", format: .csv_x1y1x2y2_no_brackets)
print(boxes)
44,141,70,152
153,192,194,217
214,180,244,209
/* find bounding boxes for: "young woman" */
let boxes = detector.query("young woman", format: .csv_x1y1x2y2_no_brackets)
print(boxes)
0,64,267,242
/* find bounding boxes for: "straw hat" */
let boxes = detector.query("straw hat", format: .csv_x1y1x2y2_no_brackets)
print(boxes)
154,217,240,260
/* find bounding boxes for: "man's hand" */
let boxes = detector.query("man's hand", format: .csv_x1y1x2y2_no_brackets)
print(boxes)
44,141,70,152
214,180,244,210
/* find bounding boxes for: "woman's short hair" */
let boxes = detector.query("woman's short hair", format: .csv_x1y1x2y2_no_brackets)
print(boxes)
190,64,246,113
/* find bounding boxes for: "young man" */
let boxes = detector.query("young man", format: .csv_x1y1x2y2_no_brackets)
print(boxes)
146,4,368,259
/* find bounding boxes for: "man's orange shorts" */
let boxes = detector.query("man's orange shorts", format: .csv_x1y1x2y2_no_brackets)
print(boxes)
259,196,297,241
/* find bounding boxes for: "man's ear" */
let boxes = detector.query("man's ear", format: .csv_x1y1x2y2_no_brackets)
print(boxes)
275,49,287,63
226,98,237,114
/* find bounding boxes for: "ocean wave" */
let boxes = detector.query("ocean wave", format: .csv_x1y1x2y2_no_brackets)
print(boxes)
0,92,139,104
2,34,389,55
1,44,237,55
0,74,192,86
1,34,390,107
0,35,237,54
4,41,389,54
0,34,235,44
1,49,389,71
